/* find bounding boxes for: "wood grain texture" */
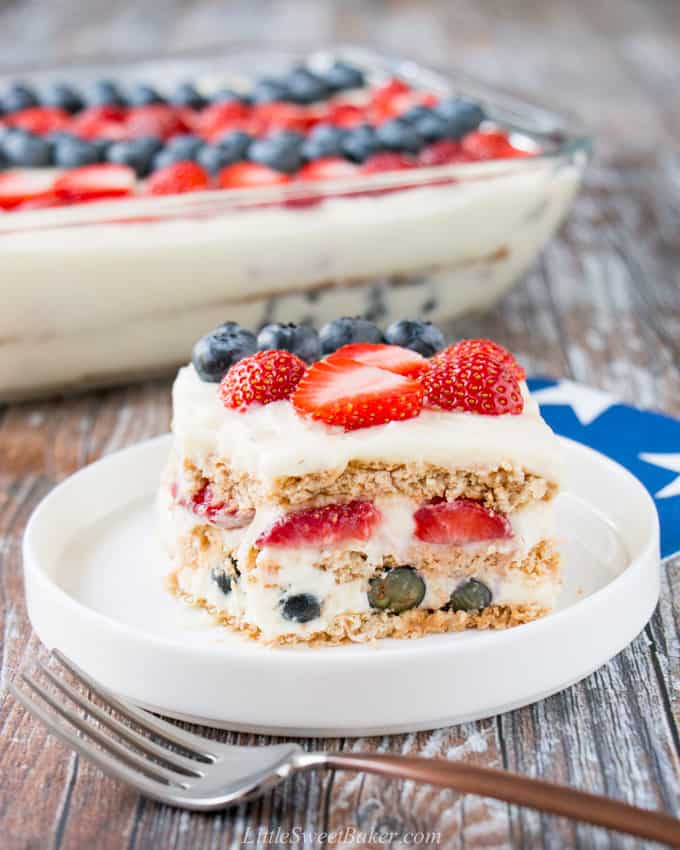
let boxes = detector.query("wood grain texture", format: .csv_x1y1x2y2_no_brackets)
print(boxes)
1,1,679,848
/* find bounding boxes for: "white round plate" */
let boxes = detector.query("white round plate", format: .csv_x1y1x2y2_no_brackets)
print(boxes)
23,435,659,737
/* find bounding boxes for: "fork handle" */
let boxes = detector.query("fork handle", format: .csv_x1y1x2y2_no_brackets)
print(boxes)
317,752,680,846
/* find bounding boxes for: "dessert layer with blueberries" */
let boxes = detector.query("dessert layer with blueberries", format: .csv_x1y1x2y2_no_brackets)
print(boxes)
160,316,562,645
0,59,536,211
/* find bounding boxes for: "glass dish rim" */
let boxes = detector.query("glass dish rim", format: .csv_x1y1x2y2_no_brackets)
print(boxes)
0,41,592,228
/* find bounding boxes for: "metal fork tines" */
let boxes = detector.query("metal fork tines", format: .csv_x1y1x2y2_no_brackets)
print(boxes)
10,650,302,810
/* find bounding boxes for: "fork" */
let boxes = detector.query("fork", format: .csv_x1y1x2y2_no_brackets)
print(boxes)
10,650,680,847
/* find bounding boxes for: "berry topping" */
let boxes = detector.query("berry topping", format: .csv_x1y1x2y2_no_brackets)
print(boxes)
42,82,84,114
417,139,468,166
219,349,307,409
215,130,252,161
218,161,291,189
375,118,425,154
170,82,207,110
257,323,320,363
368,566,426,613
413,499,512,544
341,124,382,163
188,482,254,529
6,106,70,135
257,500,381,548
328,343,426,377
1,130,52,167
449,578,492,612
442,339,526,382
280,593,321,624
127,83,165,107
1,82,39,113
53,163,135,202
461,129,530,161
125,103,189,140
420,348,524,415
318,317,383,355
284,67,330,104
107,137,160,176
251,78,291,104
145,160,210,195
323,62,365,92
291,356,424,431
248,130,304,174
53,136,101,168
384,319,445,357
359,152,415,174
300,124,347,160
192,322,257,382
84,79,126,108
298,156,359,181
210,567,233,596
433,98,485,138
67,104,127,140
0,170,57,210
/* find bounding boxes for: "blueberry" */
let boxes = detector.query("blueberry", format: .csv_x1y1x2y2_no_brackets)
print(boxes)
376,118,424,154
85,79,126,107
192,322,258,382
401,105,433,124
433,98,485,138
411,111,452,142
2,130,52,167
90,138,114,159
195,144,233,174
216,130,252,161
257,323,320,362
107,138,160,176
341,124,382,163
170,82,207,110
127,83,165,106
251,77,290,103
42,82,84,114
368,567,426,614
384,319,445,357
53,137,101,168
211,87,246,104
319,317,383,355
280,593,321,624
284,67,330,104
323,61,365,92
151,146,196,171
248,130,303,174
165,133,203,158
210,567,233,596
301,124,346,161
2,82,39,113
449,579,492,612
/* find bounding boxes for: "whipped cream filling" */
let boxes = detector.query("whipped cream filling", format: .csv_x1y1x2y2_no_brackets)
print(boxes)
171,365,562,486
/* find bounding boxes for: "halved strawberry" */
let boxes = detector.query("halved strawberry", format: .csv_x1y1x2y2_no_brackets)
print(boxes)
417,140,470,167
145,161,210,196
370,78,411,106
68,105,127,140
291,356,424,431
461,129,532,161
54,164,136,202
441,339,526,382
414,498,512,544
6,106,70,135
360,152,415,174
218,162,291,190
250,102,314,135
187,482,254,530
327,343,426,377
125,104,190,140
298,157,359,181
196,100,251,140
322,101,365,128
0,170,58,210
420,350,523,415
256,500,381,548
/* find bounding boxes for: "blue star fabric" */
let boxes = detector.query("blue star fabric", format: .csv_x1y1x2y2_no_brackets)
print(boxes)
528,378,680,559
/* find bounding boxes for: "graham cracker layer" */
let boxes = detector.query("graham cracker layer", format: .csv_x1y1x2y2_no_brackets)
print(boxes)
179,454,557,514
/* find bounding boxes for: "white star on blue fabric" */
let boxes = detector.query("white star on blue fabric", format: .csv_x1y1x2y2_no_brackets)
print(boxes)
531,380,617,426
639,453,680,499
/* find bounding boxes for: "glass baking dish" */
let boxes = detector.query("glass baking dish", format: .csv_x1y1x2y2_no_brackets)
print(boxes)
0,44,590,401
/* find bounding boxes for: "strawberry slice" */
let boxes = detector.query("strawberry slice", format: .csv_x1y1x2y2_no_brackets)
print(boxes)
256,500,381,548
417,140,470,166
145,161,210,195
218,162,291,190
196,100,251,140
461,129,532,161
250,102,314,135
414,499,512,544
6,106,70,135
0,170,58,210
360,152,415,174
298,157,359,181
291,356,424,431
68,105,126,140
323,101,365,128
327,343,426,377
54,164,136,202
125,104,190,140
186,483,254,530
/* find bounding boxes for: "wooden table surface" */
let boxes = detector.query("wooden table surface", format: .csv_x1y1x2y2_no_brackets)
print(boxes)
1,1,679,848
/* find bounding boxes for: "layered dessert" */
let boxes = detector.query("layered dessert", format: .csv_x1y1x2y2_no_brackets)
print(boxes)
160,317,562,645
0,49,586,401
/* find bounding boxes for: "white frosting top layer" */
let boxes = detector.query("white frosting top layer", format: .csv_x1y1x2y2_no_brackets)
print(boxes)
171,365,562,484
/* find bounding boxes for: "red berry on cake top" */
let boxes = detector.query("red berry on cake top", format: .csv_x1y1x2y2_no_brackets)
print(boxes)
442,338,526,382
327,343,426,377
219,350,307,409
291,356,424,431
